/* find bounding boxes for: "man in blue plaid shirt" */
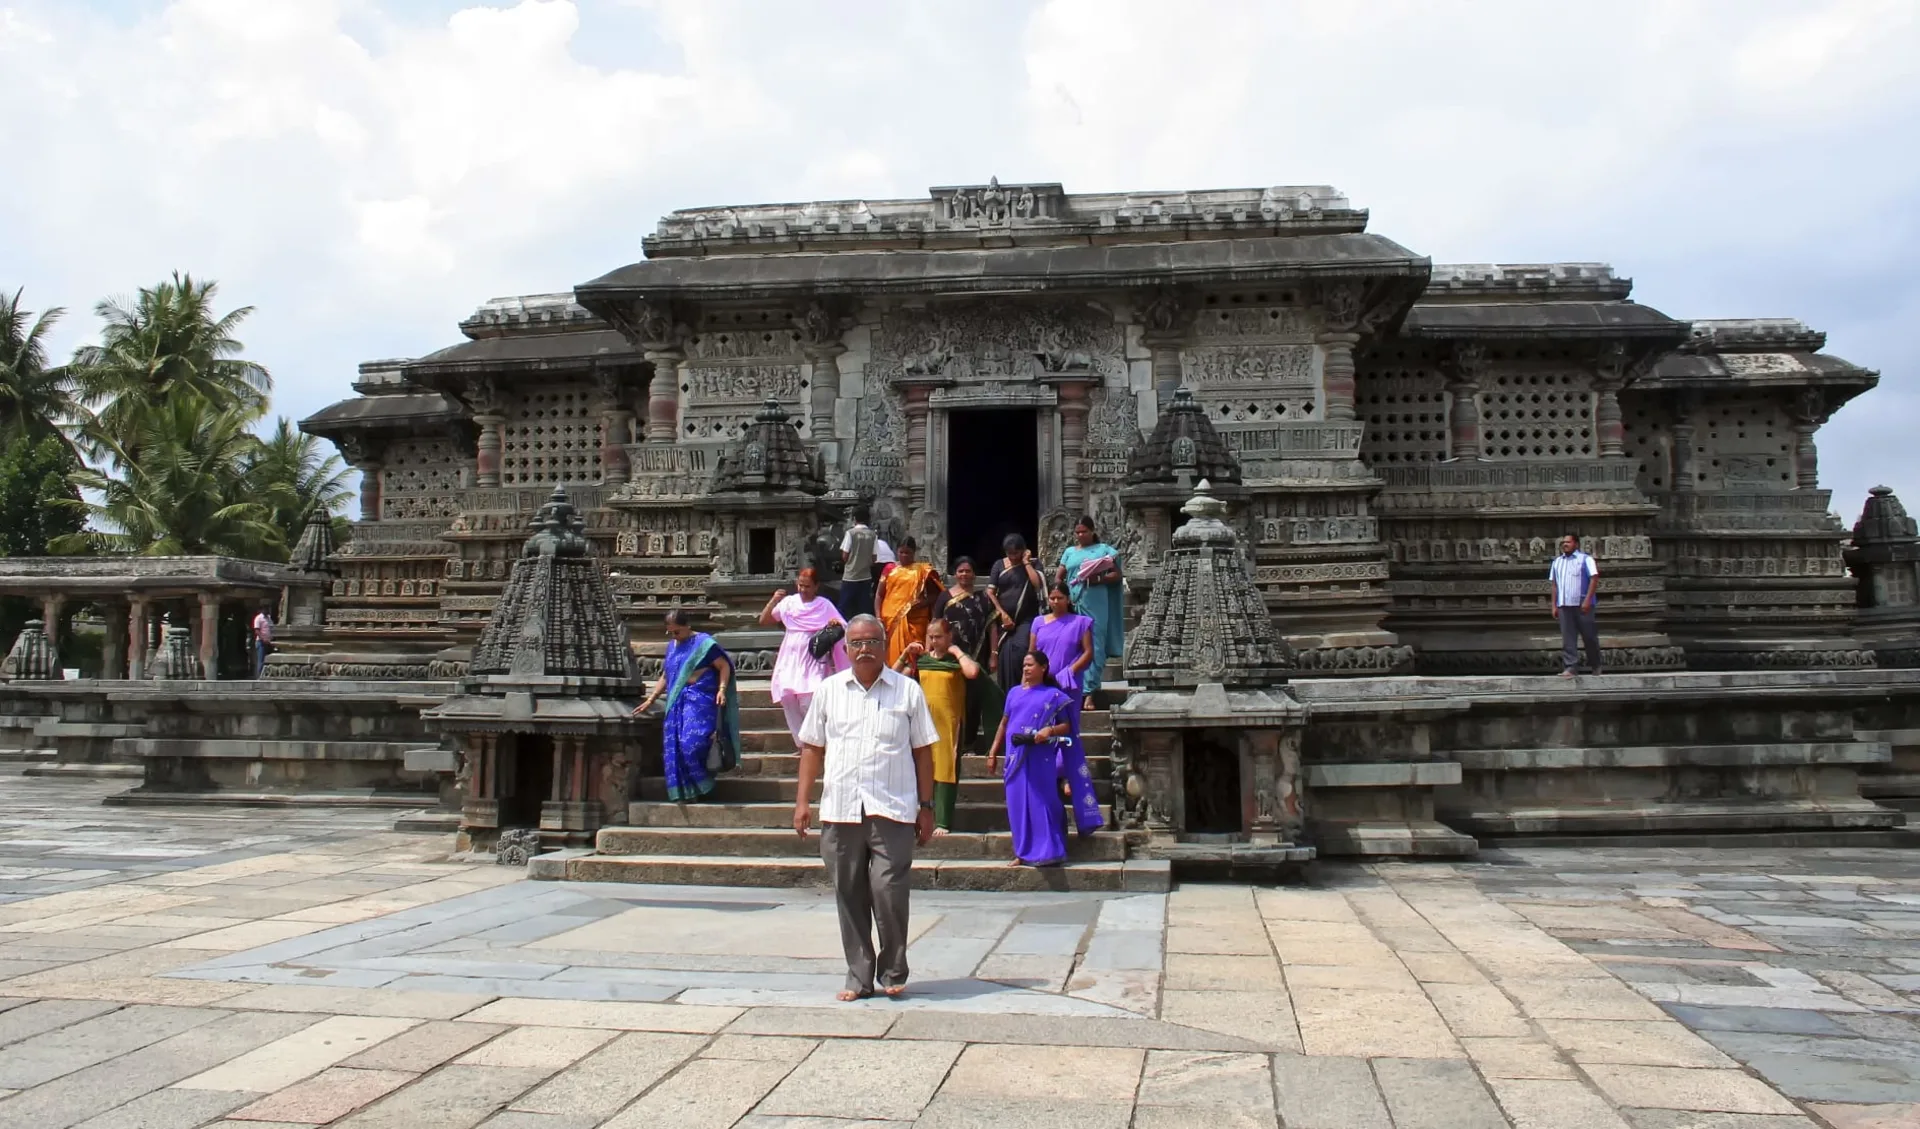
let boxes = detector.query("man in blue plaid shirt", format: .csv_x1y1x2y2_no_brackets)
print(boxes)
1549,532,1601,677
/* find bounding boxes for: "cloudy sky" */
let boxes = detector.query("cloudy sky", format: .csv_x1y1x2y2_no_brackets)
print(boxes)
3,0,1915,518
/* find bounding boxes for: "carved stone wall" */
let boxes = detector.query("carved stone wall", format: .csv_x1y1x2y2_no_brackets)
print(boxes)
1479,368,1594,460
1356,364,1448,469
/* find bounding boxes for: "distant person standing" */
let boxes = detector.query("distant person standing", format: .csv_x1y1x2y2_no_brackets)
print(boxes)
839,508,878,618
250,606,274,677
1055,515,1123,710
1549,532,1601,677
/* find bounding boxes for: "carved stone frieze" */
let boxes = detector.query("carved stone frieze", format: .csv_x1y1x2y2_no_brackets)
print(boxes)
870,300,1125,388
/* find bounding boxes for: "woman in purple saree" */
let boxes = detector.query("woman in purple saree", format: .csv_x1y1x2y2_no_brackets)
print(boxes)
988,651,1074,866
1028,584,1106,837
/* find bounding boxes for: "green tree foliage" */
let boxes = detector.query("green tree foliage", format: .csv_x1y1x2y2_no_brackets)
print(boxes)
0,289,83,444
69,271,270,465
53,391,283,558
0,433,86,650
0,433,84,558
244,417,353,556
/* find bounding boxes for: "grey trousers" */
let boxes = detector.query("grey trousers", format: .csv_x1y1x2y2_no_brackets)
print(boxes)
1558,606,1602,673
820,816,916,994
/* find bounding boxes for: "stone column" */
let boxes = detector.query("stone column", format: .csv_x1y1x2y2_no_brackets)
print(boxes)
359,457,385,520
1674,416,1704,491
1789,388,1827,491
340,435,386,519
1139,289,1192,409
643,350,683,443
1052,376,1096,513
473,416,504,488
1595,379,1626,458
197,593,220,680
1317,332,1361,423
804,343,845,439
102,603,126,679
40,594,63,656
594,373,634,486
128,599,150,681
1443,344,1485,461
901,382,935,510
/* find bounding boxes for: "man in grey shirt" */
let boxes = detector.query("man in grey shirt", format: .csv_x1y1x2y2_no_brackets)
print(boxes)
839,506,877,617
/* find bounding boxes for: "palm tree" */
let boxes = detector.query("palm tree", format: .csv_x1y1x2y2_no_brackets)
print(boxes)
243,417,353,558
52,392,280,558
70,272,270,464
0,289,83,444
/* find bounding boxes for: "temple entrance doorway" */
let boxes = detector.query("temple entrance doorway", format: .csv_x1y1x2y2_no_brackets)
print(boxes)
946,408,1038,572
500,735,553,830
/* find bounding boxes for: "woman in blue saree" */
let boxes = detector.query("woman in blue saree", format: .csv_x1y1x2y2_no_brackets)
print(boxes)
633,610,740,802
1055,515,1123,710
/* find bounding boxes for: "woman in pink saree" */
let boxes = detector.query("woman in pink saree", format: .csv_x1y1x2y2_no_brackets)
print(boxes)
759,567,849,746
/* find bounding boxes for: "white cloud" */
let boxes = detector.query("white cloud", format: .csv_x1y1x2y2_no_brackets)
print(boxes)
0,0,1916,518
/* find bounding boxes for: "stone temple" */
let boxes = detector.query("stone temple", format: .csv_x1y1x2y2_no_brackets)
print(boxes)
299,180,1883,678
7,179,1920,875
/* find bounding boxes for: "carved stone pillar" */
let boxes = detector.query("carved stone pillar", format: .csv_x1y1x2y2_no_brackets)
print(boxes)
1595,378,1626,458
1317,332,1361,423
593,372,633,485
900,381,936,510
197,593,220,680
1139,288,1194,408
797,300,848,440
1674,416,1704,491
1443,344,1485,461
643,350,683,443
804,344,844,439
358,457,385,520
102,603,126,680
473,416,504,488
1051,376,1097,513
40,594,62,654
128,599,150,681
1789,388,1828,491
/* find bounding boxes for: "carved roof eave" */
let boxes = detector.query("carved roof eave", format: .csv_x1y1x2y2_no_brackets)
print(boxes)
699,487,829,509
299,393,466,442
576,234,1432,308
1399,301,1689,343
1111,685,1306,728
1636,360,1880,404
421,688,639,738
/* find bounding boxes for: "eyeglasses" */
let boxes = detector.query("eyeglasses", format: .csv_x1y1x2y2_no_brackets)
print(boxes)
846,638,885,650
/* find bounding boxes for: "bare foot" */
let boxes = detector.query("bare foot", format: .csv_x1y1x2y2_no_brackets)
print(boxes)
1006,858,1026,868
882,984,907,999
836,988,871,1002
932,827,950,837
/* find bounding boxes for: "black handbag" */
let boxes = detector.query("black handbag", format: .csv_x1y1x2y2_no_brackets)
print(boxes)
807,621,845,661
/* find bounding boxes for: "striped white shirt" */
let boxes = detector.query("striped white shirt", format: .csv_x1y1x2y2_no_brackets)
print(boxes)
797,666,938,825
1549,550,1598,607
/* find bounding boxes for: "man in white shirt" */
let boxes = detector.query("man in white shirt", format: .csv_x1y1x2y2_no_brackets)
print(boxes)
794,614,938,1001
1548,532,1601,677
250,606,274,678
839,506,878,618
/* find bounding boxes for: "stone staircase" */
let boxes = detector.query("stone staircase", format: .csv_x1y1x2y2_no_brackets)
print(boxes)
557,682,1168,892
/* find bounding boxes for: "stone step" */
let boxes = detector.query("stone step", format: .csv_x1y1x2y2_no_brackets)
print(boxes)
625,800,1105,835
731,751,1113,778
732,729,1113,755
557,853,1168,892
642,775,1115,806
596,825,1127,861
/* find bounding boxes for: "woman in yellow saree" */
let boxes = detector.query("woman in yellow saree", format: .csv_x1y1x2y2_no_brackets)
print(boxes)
877,538,942,665
895,617,982,833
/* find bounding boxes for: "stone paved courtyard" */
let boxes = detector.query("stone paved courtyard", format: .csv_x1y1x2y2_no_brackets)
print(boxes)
2,769,1918,1127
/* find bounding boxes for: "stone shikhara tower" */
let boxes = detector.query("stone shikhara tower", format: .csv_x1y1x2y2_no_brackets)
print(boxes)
300,182,1894,678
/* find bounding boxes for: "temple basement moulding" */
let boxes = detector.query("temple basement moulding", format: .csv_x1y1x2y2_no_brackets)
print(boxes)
299,180,1893,676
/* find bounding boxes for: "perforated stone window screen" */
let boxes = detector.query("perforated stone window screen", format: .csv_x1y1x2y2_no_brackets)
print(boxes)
501,381,598,486
1482,371,1593,459
1197,396,1318,426
1356,367,1448,466
1690,391,1794,491
380,437,463,521
1622,396,1673,493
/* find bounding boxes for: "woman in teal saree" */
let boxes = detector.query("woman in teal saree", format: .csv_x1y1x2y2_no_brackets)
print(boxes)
634,610,740,802
1055,515,1123,708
